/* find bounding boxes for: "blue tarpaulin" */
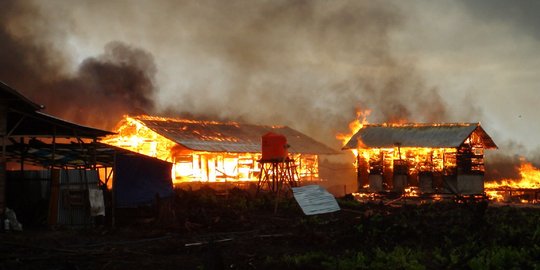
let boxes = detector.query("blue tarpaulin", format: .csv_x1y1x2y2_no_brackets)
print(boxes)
115,154,173,208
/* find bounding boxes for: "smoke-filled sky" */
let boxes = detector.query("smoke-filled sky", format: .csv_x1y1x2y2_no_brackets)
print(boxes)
1,0,539,160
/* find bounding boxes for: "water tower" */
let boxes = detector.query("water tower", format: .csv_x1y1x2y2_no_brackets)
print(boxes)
257,132,298,193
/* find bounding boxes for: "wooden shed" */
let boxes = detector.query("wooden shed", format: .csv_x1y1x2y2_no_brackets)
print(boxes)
342,123,497,195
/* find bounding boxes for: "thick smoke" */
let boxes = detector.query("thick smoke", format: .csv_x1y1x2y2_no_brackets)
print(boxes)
484,141,540,183
0,1,157,129
1,0,452,143
484,153,521,181
150,1,451,148
80,0,449,152
44,42,158,128
1,0,536,185
0,0,454,146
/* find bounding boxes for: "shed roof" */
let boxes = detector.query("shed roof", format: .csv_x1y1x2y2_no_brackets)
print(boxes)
133,116,338,155
8,111,114,138
0,81,42,112
6,141,169,168
342,123,497,149
1,81,113,139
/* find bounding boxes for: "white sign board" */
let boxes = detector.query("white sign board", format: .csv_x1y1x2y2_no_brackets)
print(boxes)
292,185,340,215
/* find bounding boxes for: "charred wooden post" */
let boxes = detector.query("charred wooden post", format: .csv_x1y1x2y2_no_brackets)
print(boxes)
393,143,407,193
356,153,361,189
367,150,384,192
417,150,434,193
356,152,369,191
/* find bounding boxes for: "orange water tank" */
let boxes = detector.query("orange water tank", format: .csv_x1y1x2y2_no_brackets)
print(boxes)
261,132,288,161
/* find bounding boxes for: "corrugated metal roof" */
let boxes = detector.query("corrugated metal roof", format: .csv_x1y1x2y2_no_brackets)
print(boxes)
1,81,113,138
342,123,497,149
292,185,340,215
6,142,171,168
0,81,43,112
8,111,115,138
134,116,338,155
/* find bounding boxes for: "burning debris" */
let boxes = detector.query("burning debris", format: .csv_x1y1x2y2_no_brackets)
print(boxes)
103,115,337,187
485,159,540,203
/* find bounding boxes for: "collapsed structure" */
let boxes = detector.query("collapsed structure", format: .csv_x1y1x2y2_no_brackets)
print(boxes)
103,115,337,186
342,123,497,195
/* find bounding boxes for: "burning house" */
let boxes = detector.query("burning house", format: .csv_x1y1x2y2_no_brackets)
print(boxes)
103,115,337,187
342,123,497,195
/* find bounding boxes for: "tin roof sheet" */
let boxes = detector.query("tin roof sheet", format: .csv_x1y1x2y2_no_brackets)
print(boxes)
292,185,341,215
1,81,113,138
0,81,42,112
135,116,338,155
7,111,114,138
6,142,170,168
342,123,497,149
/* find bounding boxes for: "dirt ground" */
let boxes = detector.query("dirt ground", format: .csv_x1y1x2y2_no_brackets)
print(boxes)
1,188,540,270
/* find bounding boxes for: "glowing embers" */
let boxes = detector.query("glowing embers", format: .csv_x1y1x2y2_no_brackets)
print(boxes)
359,147,457,175
172,152,262,182
354,143,488,195
169,153,318,183
485,160,540,203
336,109,371,157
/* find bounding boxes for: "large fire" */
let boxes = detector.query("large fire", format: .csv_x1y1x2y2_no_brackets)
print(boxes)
338,111,504,199
336,109,371,157
339,111,538,203
108,116,177,161
485,160,540,203
336,112,476,176
102,115,321,185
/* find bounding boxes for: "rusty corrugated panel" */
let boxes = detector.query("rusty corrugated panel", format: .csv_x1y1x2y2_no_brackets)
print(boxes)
136,117,338,154
57,170,98,227
343,123,497,149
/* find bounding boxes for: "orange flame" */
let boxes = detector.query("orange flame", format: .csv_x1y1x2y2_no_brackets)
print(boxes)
336,109,371,156
102,115,322,184
486,161,540,189
485,159,540,202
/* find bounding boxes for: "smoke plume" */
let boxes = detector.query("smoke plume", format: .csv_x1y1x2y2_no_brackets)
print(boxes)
143,1,452,149
1,0,537,185
0,0,455,145
0,0,157,129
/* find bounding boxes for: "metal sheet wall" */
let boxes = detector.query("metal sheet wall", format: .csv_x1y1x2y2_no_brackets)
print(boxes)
56,170,99,227
7,169,99,227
